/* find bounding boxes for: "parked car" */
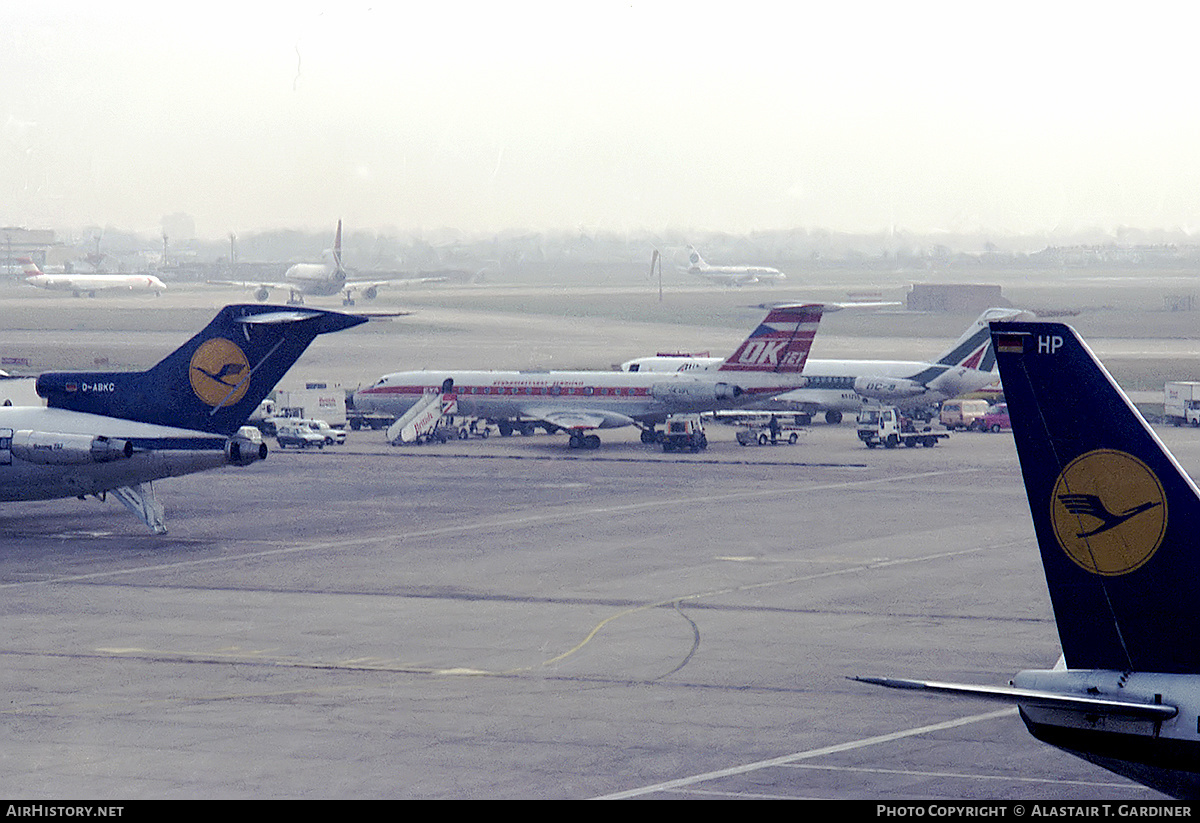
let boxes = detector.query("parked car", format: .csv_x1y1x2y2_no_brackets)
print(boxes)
275,421,326,449
977,403,1011,433
303,418,346,445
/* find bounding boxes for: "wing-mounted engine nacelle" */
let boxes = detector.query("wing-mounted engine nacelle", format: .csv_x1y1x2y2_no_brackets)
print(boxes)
11,430,133,465
652,379,744,406
853,375,925,401
362,286,378,300
254,287,270,302
225,425,267,466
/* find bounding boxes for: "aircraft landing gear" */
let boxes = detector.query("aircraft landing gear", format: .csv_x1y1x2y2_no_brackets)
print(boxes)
568,432,601,450
639,427,659,444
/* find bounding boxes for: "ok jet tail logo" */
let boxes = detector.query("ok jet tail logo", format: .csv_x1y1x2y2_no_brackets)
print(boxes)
189,338,251,408
737,339,788,366
735,338,807,370
1050,450,1167,576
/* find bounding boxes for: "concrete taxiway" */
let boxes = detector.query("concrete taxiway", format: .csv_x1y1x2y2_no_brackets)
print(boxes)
3,280,1199,798
7,422,1199,799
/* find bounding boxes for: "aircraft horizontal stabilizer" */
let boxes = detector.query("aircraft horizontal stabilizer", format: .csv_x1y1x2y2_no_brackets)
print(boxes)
851,676,1177,720
234,307,365,334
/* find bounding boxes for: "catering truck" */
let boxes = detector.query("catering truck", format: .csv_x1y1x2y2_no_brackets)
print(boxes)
274,383,347,428
1164,381,1200,427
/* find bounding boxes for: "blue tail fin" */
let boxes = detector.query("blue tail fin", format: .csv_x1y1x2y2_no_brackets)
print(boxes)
992,321,1200,674
36,305,366,435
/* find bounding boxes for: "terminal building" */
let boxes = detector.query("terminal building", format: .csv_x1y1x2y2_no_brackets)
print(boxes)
907,283,1011,313
0,226,56,272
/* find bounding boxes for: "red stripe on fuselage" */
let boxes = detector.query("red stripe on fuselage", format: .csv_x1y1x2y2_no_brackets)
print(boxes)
360,384,653,398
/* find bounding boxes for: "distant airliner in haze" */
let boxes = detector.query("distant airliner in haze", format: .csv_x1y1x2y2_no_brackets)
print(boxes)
2,304,365,533
858,320,1200,800
684,245,786,286
22,258,166,297
354,303,830,449
215,220,447,305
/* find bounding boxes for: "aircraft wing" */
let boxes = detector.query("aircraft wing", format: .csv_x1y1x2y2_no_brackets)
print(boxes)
520,406,638,431
852,676,1177,720
695,272,752,286
346,276,449,289
207,279,294,291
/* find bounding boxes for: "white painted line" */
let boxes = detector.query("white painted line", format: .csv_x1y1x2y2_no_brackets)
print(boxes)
594,707,1017,799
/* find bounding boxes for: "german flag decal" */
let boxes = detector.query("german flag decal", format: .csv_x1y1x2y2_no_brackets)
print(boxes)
995,333,1026,354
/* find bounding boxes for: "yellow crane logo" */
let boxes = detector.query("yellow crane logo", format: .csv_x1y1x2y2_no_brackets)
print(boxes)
1050,449,1167,576
189,338,251,408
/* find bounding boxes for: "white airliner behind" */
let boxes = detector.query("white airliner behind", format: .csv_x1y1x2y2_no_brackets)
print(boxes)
215,220,446,306
685,246,786,286
22,258,166,297
622,308,1027,422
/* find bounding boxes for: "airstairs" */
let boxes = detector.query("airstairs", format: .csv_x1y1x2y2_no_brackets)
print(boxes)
386,391,457,445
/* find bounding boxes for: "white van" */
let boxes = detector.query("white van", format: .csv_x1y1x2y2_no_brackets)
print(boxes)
939,399,989,430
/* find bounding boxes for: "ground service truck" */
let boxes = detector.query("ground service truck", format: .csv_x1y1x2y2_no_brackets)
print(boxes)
1165,381,1200,427
857,405,949,449
274,384,347,428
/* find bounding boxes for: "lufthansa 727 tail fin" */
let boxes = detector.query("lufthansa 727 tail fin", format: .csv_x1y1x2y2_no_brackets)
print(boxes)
36,305,367,436
718,303,827,374
991,321,1200,674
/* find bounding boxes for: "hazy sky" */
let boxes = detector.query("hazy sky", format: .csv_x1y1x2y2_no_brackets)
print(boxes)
4,2,1200,238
